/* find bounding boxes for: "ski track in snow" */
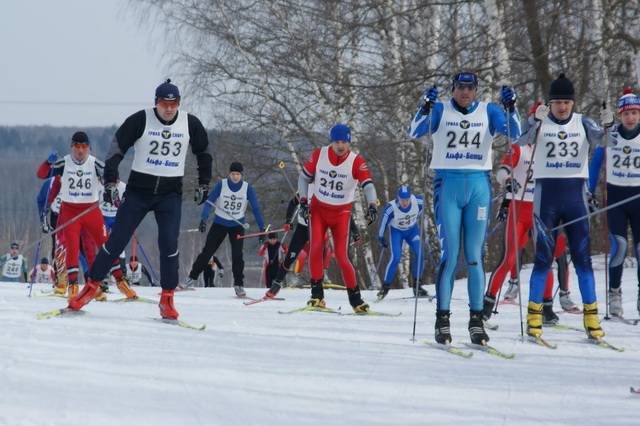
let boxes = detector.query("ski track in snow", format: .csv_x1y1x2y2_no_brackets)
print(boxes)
1,262,639,426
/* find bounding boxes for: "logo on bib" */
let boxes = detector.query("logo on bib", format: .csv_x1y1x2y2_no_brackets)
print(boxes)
623,146,632,154
230,194,237,201
558,131,568,140
76,170,84,177
329,170,337,178
460,120,470,129
162,130,172,140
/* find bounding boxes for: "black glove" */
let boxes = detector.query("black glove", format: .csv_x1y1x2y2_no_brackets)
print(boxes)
365,205,378,226
587,192,599,213
504,178,521,195
378,236,388,248
299,197,309,222
103,182,120,206
41,208,53,233
259,234,266,244
351,232,361,245
198,219,207,233
194,184,209,205
496,198,509,223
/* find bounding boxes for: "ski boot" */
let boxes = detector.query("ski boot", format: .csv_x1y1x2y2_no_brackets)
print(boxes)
542,298,559,325
234,285,246,298
583,302,604,340
410,276,429,298
608,288,623,317
526,301,543,338
482,294,496,321
559,289,578,312
434,310,451,344
67,283,79,300
178,277,196,290
67,280,100,311
503,279,519,302
265,279,282,298
306,279,325,308
469,311,489,344
159,289,179,320
348,287,369,313
94,283,108,302
53,280,68,297
116,277,138,299
376,285,390,301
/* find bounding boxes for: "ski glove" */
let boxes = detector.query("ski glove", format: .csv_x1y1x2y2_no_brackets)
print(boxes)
600,105,614,128
194,184,209,205
351,231,362,245
103,182,120,206
504,177,521,195
587,192,599,213
366,205,378,226
41,208,53,233
198,219,207,233
500,86,517,112
419,86,438,115
299,197,310,222
378,236,388,248
258,232,266,244
534,104,550,122
47,152,58,165
496,198,510,223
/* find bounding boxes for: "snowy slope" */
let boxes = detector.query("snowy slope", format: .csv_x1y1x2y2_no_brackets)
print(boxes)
1,264,639,426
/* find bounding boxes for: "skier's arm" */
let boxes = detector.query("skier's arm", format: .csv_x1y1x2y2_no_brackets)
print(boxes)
496,145,521,186
37,158,65,179
46,177,61,205
588,146,605,194
353,156,377,205
247,185,265,230
582,116,606,147
299,149,321,199
378,205,393,239
416,194,425,215
187,114,213,185
488,103,521,139
408,102,443,139
37,179,51,215
141,265,153,285
514,117,540,146
201,181,222,221
285,197,298,224
104,110,146,183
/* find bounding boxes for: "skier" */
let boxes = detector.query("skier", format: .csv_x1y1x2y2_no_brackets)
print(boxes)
0,242,28,283
126,256,155,286
263,191,360,298
588,88,640,318
66,79,212,320
258,232,285,288
515,73,610,340
30,257,56,285
298,123,378,313
185,161,264,297
36,131,132,300
203,256,224,287
408,72,520,345
37,173,62,260
483,105,579,324
376,185,428,300
98,179,128,277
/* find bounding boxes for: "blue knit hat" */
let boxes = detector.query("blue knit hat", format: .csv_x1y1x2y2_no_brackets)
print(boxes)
155,79,180,102
397,185,411,199
329,124,351,142
618,87,640,113
40,257,49,264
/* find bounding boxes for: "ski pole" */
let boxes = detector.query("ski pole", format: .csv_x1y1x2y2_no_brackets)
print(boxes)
29,172,55,297
237,225,287,240
135,237,159,285
277,161,300,201
372,245,386,289
548,191,640,232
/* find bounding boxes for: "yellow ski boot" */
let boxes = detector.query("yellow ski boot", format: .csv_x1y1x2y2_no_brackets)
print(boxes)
307,279,325,308
583,302,605,340
67,283,79,300
307,298,326,308
116,277,138,299
526,301,544,338
94,283,108,302
348,287,369,313
53,281,68,297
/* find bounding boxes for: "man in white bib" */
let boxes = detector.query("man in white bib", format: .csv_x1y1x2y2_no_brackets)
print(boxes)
30,257,56,285
0,242,28,283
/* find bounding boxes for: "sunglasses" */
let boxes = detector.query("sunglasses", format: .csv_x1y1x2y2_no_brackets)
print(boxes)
71,142,89,148
157,99,179,108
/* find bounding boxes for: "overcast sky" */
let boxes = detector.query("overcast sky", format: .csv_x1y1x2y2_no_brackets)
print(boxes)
0,0,201,127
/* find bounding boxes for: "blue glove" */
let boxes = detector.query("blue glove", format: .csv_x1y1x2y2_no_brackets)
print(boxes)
500,86,517,112
420,86,438,114
47,152,58,164
378,236,388,248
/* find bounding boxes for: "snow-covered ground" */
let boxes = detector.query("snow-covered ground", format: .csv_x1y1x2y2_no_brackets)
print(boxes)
1,263,639,426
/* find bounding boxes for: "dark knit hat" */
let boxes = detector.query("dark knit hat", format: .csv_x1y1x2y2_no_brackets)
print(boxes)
155,79,180,102
229,162,243,173
549,73,575,101
267,232,278,239
71,131,89,145
40,257,49,264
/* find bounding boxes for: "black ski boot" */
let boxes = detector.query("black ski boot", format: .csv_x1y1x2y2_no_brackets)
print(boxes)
348,287,369,313
307,279,325,308
482,294,496,321
542,298,559,325
469,310,489,345
266,279,282,298
376,285,390,301
435,310,452,344
410,276,429,297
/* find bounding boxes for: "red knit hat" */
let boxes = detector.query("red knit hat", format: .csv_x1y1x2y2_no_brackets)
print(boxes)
617,87,640,113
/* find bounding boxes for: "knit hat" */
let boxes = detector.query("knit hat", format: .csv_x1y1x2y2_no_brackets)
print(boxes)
267,232,278,239
452,71,478,90
549,73,575,101
229,162,243,173
617,87,640,113
329,124,351,142
71,131,89,145
155,79,180,102
40,257,49,264
397,185,411,199
10,241,19,249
